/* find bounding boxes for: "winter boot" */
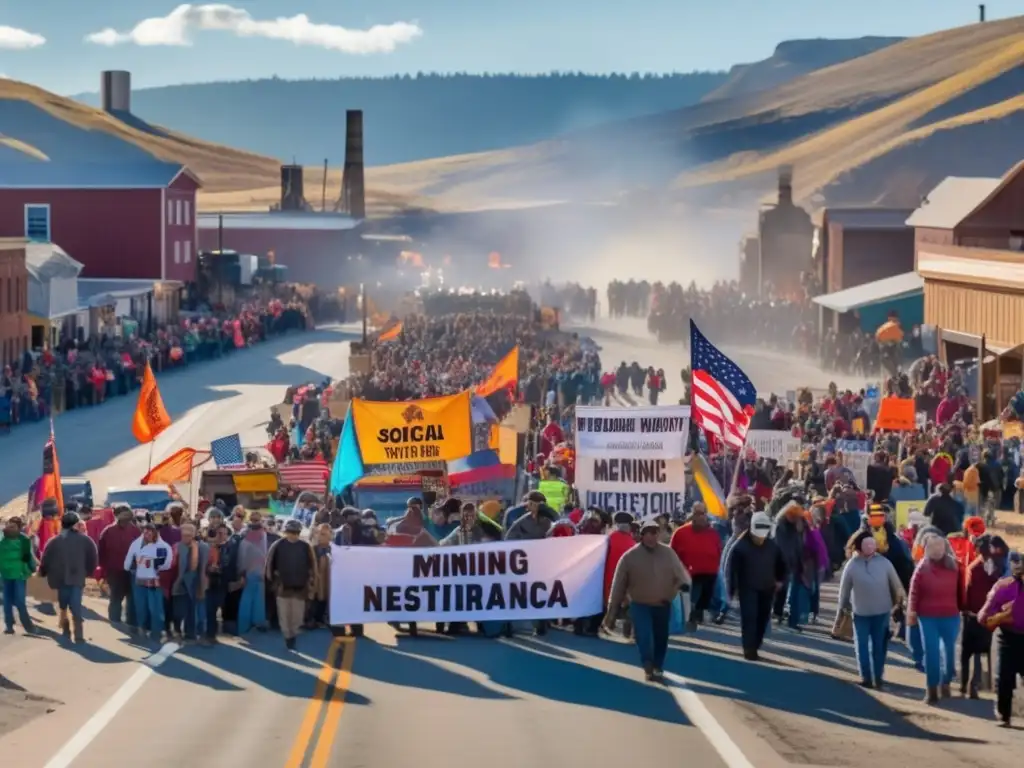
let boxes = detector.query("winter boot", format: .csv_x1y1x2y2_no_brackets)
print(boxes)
924,686,939,705
73,619,85,644
58,610,71,640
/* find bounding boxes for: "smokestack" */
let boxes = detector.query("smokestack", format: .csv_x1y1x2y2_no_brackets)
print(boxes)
979,4,986,21
778,165,793,206
342,110,366,220
280,165,305,211
101,70,131,113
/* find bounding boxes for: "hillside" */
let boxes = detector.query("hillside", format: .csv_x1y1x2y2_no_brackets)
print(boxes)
702,36,903,102
0,78,425,216
356,16,1024,213
74,72,728,167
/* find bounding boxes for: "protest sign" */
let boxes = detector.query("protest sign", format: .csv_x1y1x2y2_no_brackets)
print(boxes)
874,397,915,431
352,392,472,464
746,430,802,464
836,439,873,489
329,536,606,624
894,500,927,530
575,405,689,515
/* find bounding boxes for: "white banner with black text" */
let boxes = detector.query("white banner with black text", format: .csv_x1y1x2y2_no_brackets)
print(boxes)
574,404,690,516
329,536,607,624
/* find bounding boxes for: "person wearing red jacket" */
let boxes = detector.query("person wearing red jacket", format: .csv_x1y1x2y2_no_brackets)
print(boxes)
97,506,141,627
960,534,1007,698
605,511,637,638
670,502,723,630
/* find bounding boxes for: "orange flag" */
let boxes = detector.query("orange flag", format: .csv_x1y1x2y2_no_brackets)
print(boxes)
476,346,520,397
141,448,209,485
38,421,64,513
378,321,403,342
132,361,172,443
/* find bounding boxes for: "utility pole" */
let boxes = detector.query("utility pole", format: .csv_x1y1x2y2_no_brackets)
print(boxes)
361,283,368,346
979,4,986,21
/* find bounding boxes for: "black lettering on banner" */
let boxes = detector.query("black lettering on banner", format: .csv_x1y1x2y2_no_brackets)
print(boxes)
412,550,519,579
638,417,686,433
583,491,684,515
575,417,636,434
592,458,667,484
376,425,447,444
362,581,569,614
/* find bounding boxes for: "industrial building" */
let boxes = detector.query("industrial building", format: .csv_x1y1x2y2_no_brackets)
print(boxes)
755,167,814,298
197,110,367,285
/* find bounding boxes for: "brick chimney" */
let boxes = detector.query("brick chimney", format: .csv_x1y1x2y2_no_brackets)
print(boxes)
778,165,794,206
342,110,366,219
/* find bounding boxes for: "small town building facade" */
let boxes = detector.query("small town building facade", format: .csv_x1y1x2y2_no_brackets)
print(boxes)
0,162,201,282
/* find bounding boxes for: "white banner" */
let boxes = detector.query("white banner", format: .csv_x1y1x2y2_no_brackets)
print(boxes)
746,430,802,464
574,405,690,459
329,536,607,624
575,404,689,516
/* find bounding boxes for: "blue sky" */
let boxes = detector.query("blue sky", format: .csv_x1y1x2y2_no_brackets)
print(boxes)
0,0,1015,94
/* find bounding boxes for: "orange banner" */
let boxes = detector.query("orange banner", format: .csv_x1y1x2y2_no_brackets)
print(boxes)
874,397,915,431
132,362,172,444
378,321,403,342
476,346,519,397
142,447,208,485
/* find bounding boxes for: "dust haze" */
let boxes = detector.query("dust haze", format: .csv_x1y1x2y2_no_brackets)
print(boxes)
391,117,758,291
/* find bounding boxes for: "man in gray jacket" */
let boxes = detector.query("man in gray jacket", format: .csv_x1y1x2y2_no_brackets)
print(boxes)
39,512,98,643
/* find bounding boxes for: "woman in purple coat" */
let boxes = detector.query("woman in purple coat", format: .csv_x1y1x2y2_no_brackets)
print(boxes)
979,551,1024,727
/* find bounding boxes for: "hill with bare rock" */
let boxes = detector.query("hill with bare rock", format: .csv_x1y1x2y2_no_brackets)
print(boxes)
701,36,903,102
366,16,1024,213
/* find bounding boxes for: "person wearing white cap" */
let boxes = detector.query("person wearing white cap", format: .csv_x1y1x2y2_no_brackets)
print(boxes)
727,511,786,661
604,518,690,682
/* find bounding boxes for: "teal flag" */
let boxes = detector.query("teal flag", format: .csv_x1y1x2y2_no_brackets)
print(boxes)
330,404,365,494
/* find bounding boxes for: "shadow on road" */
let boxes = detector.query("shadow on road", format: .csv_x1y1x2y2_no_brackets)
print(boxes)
544,630,987,745
0,327,356,508
383,633,688,725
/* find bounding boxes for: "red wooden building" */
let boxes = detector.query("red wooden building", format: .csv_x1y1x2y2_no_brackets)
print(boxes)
0,162,201,282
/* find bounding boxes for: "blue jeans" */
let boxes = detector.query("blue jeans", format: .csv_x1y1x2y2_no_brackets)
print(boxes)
786,577,809,628
711,573,728,614
2,579,31,630
173,593,197,639
195,596,207,637
919,615,960,689
57,585,84,623
237,575,266,634
907,620,924,671
133,584,165,640
853,613,890,684
630,602,671,670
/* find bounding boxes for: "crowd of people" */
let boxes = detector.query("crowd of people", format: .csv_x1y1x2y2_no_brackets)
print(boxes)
6,281,1024,734
0,297,310,430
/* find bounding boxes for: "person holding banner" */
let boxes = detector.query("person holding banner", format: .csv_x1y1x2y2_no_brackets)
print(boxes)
605,519,690,682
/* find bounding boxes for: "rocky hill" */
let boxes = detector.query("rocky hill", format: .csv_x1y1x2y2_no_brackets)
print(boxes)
363,17,1024,213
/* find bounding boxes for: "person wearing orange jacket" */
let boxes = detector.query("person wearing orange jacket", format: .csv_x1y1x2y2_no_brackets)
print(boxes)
670,502,722,630
604,511,637,638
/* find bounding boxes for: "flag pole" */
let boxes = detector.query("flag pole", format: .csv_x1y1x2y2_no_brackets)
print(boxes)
148,441,155,473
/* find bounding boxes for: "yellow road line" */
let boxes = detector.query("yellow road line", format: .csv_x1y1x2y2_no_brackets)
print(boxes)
309,638,356,768
284,639,341,768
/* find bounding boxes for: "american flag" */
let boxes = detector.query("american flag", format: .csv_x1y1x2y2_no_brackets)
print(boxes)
689,320,756,449
278,459,329,494
210,434,245,468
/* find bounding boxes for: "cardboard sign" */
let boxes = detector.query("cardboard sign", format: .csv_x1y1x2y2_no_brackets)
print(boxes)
874,397,915,431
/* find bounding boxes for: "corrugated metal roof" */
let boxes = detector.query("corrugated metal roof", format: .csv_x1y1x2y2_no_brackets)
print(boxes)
197,212,360,231
905,177,1001,229
0,161,186,189
812,272,924,313
824,208,915,230
25,242,82,282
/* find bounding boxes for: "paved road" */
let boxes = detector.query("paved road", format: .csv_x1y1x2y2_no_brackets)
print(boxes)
1,320,1021,768
567,316,866,402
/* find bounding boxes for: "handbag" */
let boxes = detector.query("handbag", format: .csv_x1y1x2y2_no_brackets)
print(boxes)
831,609,854,642
669,593,685,635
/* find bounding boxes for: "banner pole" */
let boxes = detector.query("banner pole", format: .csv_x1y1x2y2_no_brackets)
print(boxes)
148,441,155,473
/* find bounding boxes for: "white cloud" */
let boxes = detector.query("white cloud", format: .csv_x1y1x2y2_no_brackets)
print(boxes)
0,24,45,50
85,4,421,53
